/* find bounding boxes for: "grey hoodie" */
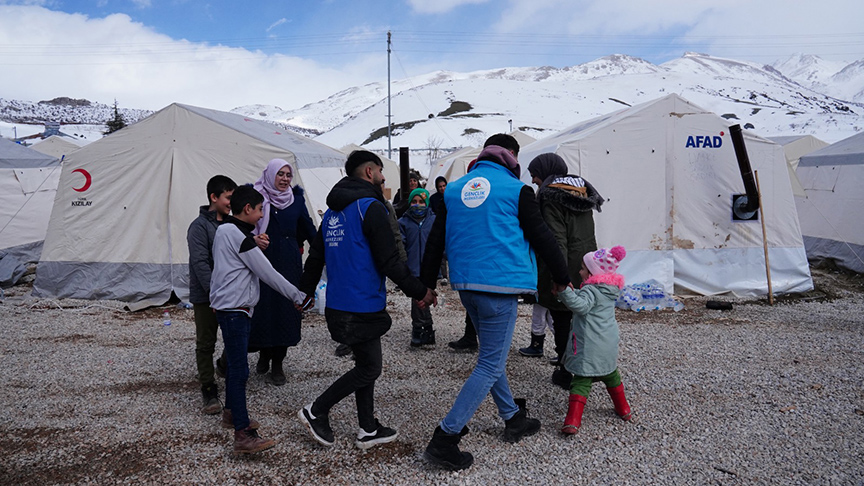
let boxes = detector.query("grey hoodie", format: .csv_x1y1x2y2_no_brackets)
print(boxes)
210,217,305,315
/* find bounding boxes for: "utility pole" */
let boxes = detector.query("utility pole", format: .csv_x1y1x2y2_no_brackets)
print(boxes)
508,119,513,132
387,31,392,160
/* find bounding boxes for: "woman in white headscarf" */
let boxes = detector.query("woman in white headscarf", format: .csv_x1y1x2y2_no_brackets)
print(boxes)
249,158,317,386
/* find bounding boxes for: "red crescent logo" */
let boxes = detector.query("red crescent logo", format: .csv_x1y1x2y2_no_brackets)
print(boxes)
72,168,92,192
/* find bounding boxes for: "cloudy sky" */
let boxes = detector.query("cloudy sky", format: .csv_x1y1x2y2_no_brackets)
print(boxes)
1,0,861,112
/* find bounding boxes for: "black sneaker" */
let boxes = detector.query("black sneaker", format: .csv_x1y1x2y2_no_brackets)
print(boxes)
410,327,436,348
355,420,398,450
298,404,334,446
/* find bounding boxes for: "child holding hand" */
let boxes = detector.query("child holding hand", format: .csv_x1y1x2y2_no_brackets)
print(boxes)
555,246,632,434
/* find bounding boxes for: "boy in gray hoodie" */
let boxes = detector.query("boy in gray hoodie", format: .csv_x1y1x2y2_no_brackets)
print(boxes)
210,185,307,455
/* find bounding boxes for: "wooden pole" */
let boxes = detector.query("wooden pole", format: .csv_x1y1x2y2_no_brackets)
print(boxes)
754,170,774,305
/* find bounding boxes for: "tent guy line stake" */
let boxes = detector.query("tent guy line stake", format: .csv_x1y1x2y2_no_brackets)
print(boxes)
755,170,774,305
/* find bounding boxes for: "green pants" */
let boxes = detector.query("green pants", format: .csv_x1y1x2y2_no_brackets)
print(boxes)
570,368,622,397
194,303,221,385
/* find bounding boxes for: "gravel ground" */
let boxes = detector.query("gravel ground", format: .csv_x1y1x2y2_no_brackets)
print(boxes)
1,268,863,485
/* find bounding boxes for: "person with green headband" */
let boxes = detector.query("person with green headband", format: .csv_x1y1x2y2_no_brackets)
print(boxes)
398,187,437,347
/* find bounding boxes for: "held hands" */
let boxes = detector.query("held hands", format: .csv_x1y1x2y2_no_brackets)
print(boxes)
416,288,438,309
254,233,270,250
551,281,575,296
296,294,315,312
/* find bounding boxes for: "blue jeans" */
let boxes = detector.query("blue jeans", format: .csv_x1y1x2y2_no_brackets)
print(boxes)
216,310,252,431
440,291,520,434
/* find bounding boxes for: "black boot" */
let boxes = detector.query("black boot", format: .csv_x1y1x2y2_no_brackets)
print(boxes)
503,399,541,443
552,366,572,390
448,314,477,350
411,326,436,347
423,426,474,471
518,333,545,357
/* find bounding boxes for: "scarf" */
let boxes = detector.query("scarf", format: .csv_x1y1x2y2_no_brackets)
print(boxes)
253,158,295,235
527,153,568,194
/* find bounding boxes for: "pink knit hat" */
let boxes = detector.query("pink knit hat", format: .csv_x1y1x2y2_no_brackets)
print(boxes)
583,246,626,276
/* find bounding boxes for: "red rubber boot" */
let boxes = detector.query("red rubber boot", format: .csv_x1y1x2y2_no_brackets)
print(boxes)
561,394,586,435
607,383,632,421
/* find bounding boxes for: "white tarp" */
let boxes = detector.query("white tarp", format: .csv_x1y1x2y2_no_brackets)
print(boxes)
518,94,812,297
30,135,84,160
795,132,864,273
768,135,829,197
34,103,346,306
428,146,480,183
0,138,60,259
340,144,400,198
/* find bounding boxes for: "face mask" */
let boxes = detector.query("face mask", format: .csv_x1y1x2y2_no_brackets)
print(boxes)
409,205,428,219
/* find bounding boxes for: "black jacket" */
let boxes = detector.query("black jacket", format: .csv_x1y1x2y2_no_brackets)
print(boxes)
299,176,427,301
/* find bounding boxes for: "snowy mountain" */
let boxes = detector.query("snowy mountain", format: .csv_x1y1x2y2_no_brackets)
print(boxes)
770,54,864,103
297,53,864,171
2,52,862,172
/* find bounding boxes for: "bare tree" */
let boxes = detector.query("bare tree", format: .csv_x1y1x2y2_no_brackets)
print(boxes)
425,135,444,164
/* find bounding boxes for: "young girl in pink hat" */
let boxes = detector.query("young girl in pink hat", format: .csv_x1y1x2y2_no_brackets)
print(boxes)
555,245,633,434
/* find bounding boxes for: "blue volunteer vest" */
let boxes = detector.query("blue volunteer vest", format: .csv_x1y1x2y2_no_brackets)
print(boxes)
444,160,537,294
323,198,387,312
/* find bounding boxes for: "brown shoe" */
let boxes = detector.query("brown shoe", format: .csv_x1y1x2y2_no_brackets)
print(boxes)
233,427,275,455
221,409,260,430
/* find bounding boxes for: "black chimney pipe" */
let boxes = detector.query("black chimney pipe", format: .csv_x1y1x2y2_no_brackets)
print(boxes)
729,124,759,212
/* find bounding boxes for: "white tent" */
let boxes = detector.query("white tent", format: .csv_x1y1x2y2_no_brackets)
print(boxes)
794,131,864,273
34,103,346,307
30,135,85,160
518,94,812,297
339,144,400,198
768,135,829,197
508,130,537,149
0,138,61,264
428,146,480,184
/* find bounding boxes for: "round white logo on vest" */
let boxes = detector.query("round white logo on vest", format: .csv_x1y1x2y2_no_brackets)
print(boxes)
460,177,491,208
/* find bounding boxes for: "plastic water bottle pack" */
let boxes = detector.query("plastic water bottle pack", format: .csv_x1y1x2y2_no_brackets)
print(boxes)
615,279,684,312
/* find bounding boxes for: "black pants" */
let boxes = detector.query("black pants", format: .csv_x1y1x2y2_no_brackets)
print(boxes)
550,309,573,361
313,309,388,432
258,346,287,372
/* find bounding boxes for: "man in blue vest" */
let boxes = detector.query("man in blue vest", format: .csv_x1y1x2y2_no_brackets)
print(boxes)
419,134,572,470
298,150,437,450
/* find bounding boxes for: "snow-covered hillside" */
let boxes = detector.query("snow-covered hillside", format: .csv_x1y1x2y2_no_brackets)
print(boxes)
2,52,862,174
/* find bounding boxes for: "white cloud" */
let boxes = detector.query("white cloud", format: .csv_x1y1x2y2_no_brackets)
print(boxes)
0,6,381,111
406,0,490,15
130,0,152,8
492,0,863,62
266,18,287,33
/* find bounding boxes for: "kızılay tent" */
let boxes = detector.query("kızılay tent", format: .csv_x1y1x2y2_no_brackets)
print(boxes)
516,94,812,296
795,131,864,273
34,103,346,307
0,137,61,268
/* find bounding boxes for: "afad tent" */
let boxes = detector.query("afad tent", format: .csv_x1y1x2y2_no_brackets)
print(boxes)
35,103,346,307
516,94,812,297
428,146,480,185
768,135,829,197
0,138,61,266
30,135,85,160
795,131,864,273
339,144,400,198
